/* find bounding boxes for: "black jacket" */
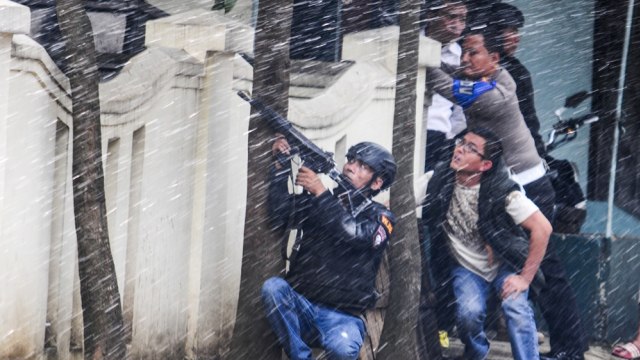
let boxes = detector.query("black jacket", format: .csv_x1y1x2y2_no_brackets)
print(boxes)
268,167,395,312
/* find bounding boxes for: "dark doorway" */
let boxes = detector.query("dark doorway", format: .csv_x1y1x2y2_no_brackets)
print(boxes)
590,0,640,219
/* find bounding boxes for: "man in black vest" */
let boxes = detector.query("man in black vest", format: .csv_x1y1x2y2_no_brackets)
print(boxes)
426,25,555,220
418,127,551,360
262,137,396,360
427,27,588,359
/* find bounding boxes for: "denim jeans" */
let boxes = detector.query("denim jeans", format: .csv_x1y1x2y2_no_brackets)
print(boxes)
451,266,539,360
261,277,366,360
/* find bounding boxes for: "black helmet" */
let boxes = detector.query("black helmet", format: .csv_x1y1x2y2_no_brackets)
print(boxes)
346,142,397,192
490,3,524,29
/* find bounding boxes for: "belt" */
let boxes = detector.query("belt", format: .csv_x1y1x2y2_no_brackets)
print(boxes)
510,161,546,186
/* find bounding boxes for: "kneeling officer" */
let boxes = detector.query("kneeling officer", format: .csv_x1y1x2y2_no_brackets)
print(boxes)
262,137,397,360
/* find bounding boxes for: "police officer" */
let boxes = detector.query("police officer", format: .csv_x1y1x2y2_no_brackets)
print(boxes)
262,138,396,360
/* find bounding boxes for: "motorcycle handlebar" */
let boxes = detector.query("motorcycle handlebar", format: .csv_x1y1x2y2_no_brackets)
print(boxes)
546,114,599,150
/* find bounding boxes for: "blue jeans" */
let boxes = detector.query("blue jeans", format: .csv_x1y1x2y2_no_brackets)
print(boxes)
452,266,539,360
261,277,366,360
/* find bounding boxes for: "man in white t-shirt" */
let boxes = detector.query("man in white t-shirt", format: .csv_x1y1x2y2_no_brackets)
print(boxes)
422,0,468,172
417,127,551,360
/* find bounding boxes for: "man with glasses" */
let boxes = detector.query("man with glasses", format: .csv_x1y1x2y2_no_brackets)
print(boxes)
417,127,551,360
426,24,554,220
426,23,587,360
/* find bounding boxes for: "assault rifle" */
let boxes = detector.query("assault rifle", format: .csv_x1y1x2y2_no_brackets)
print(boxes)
237,91,361,201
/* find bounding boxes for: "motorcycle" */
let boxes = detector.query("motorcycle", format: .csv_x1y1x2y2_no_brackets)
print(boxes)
544,91,599,234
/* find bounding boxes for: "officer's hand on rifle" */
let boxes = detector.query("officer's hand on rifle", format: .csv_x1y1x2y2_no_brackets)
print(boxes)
295,167,327,197
272,134,291,169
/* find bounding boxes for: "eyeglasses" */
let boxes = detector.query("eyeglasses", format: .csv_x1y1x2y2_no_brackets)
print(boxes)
455,138,486,159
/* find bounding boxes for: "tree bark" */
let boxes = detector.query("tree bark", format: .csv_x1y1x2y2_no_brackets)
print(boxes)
225,0,293,358
55,1,126,359
376,0,425,357
416,222,442,360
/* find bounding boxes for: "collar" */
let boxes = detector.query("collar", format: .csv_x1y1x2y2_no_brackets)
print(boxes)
335,183,373,216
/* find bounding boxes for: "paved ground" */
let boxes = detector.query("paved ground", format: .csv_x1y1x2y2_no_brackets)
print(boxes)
445,335,612,360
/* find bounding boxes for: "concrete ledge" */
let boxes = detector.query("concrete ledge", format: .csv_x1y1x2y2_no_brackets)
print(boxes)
0,0,30,35
11,34,71,115
342,26,402,74
145,9,254,62
342,26,442,74
100,47,203,124
289,61,394,140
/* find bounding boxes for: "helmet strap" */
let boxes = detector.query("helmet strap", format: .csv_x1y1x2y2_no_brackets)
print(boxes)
337,173,377,216
350,173,379,201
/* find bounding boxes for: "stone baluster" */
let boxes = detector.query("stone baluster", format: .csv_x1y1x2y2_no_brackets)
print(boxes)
144,10,254,358
0,1,35,358
0,0,29,234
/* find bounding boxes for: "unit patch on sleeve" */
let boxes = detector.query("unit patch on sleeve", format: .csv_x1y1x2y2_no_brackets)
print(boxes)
373,226,387,248
380,215,393,234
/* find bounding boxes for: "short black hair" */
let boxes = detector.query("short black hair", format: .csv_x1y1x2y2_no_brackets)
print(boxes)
463,25,503,55
458,127,503,167
490,3,525,30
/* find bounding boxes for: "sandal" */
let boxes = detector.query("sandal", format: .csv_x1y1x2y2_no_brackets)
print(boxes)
612,342,640,359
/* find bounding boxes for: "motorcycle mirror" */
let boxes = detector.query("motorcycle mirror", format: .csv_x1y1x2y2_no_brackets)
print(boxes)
564,90,591,108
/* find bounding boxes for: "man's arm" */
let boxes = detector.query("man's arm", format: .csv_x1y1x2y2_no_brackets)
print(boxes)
426,67,457,103
505,59,546,156
426,67,498,111
501,210,551,299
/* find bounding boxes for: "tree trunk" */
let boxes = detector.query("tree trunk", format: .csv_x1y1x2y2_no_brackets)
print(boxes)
55,1,126,359
376,0,424,357
225,0,293,358
416,221,442,360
